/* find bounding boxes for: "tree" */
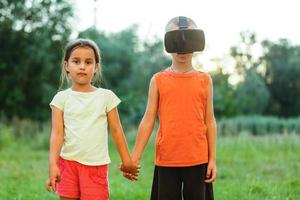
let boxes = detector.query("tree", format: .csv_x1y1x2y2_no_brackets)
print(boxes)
234,69,270,115
230,31,259,77
261,39,300,117
0,0,74,120
211,68,237,117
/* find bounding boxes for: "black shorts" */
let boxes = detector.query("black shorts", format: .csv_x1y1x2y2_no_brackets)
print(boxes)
150,163,214,200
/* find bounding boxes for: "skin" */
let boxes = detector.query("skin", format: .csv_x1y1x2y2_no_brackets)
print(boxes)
45,47,139,199
122,49,217,183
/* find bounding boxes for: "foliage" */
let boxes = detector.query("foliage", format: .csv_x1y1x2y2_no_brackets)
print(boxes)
1,133,300,199
218,115,300,136
233,69,270,115
0,0,74,120
212,69,237,117
228,31,300,117
1,2,300,123
261,39,300,117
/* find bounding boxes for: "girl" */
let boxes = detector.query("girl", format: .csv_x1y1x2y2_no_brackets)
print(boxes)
46,38,139,200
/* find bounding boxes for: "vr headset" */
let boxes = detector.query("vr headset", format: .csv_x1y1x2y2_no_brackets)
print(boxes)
164,16,205,53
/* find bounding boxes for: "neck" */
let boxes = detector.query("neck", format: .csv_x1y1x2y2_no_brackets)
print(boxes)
71,83,96,92
171,61,194,73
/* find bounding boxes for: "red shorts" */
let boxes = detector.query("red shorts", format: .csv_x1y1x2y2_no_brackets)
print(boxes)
56,157,109,200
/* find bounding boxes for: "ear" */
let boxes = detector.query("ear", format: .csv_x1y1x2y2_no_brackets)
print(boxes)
64,61,69,73
95,63,101,71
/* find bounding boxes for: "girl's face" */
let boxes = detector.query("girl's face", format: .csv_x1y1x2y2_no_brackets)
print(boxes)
64,46,99,86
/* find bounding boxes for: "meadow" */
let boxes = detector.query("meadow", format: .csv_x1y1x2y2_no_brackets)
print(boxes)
0,133,300,200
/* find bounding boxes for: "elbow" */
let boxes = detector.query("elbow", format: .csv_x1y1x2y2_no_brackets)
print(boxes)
206,119,216,127
50,130,64,141
109,126,123,136
142,115,156,128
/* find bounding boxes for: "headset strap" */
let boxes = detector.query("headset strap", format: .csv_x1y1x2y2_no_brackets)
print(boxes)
179,16,188,29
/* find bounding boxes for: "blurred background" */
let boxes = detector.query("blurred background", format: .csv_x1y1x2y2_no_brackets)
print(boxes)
0,0,300,199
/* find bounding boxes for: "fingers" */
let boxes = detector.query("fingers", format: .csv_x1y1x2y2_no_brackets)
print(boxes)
206,167,211,180
45,177,58,192
50,174,60,191
118,161,141,181
50,178,56,191
45,180,51,192
204,167,217,183
123,172,138,181
119,162,141,175
132,165,141,174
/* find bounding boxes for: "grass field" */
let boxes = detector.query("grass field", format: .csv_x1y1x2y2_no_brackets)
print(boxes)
0,134,300,200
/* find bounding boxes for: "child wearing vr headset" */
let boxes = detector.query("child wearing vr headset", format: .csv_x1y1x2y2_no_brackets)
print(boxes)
122,16,217,199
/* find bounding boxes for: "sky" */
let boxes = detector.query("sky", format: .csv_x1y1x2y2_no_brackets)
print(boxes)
74,0,300,70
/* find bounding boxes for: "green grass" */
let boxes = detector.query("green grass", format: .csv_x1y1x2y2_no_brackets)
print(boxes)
0,134,300,200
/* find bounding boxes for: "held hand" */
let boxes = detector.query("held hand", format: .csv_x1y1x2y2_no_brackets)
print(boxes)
119,160,140,174
119,168,138,181
205,160,217,183
118,165,138,181
119,160,140,181
46,164,60,192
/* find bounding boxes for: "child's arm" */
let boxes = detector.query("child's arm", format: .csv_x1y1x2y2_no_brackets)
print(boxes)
131,76,159,162
46,106,64,192
204,75,217,183
107,107,139,176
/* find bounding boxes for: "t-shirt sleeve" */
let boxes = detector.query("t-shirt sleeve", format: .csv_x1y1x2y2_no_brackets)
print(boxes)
106,90,121,112
49,92,65,111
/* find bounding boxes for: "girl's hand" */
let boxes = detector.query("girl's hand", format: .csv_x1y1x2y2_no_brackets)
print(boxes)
205,160,217,183
46,164,60,191
119,160,140,181
119,169,138,181
45,179,52,192
119,161,140,174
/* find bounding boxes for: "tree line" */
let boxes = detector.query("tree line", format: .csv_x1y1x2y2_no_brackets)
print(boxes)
1,0,299,125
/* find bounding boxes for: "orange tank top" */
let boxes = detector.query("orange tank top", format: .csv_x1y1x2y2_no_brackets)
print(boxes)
154,70,209,167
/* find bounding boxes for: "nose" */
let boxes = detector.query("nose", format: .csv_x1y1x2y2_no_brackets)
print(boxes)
79,63,85,70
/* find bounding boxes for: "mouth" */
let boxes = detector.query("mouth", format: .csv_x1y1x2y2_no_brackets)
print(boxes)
77,73,87,76
177,54,187,58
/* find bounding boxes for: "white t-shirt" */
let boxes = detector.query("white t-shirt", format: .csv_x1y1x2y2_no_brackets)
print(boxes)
50,88,121,166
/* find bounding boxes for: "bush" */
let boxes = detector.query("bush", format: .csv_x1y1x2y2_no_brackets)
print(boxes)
217,115,300,136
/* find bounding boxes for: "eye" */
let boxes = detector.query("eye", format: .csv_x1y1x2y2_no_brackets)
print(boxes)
72,60,79,64
86,60,93,65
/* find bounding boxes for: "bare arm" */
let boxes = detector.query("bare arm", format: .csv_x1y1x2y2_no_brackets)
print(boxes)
131,76,159,161
107,107,138,174
205,75,217,183
47,106,64,191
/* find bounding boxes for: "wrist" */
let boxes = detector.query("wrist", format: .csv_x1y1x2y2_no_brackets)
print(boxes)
122,159,133,166
131,151,141,162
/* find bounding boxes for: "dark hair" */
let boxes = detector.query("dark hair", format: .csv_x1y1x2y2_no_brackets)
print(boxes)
63,38,101,64
59,38,102,90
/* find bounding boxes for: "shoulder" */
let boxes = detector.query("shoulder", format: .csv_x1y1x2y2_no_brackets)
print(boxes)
96,87,110,93
196,69,209,76
196,70,212,81
153,68,170,82
53,88,71,99
153,68,169,77
50,88,71,110
96,88,116,96
96,88,120,101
